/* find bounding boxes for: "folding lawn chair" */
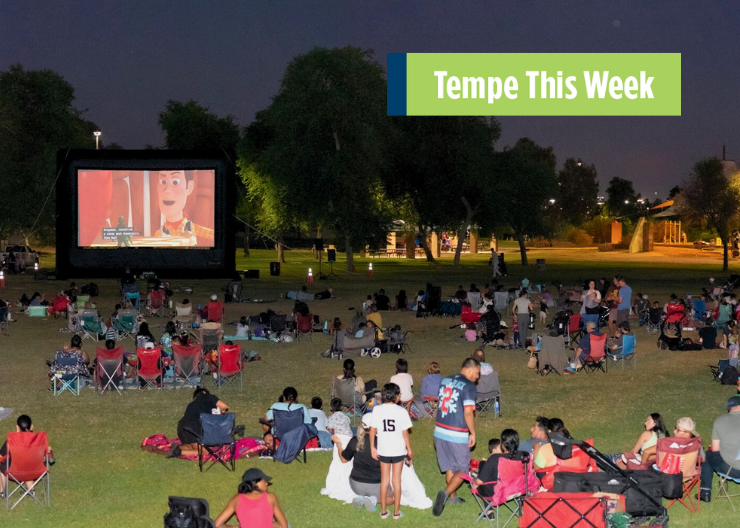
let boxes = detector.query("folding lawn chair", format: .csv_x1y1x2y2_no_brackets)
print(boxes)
440,300,461,317
196,412,243,473
468,291,482,312
125,291,141,312
716,447,740,511
656,436,702,513
608,333,636,369
49,295,69,319
148,289,165,317
476,371,501,417
74,294,90,310
462,457,536,528
95,345,125,395
269,314,287,335
2,431,51,510
494,291,509,316
79,310,102,342
172,344,203,388
709,359,730,382
388,330,410,354
295,313,313,341
567,314,582,345
582,333,607,373
273,408,316,464
421,395,438,418
331,376,367,426
214,344,243,389
175,303,194,328
113,308,138,341
581,313,599,330
136,347,163,390
537,335,569,376
52,351,82,396
647,307,663,332
692,299,707,321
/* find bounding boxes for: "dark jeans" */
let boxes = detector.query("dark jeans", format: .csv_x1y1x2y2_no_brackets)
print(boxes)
700,450,740,490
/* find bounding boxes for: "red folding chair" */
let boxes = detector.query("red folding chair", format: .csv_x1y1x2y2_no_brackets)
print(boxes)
422,395,439,418
1,431,51,510
295,313,314,341
215,344,242,389
148,290,165,317
206,301,223,323
539,439,598,491
136,347,163,390
567,314,582,344
461,305,482,325
95,346,125,395
582,334,607,373
656,436,703,512
172,344,203,388
49,294,69,319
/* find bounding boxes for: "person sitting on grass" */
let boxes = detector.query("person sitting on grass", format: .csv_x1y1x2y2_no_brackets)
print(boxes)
168,387,228,458
0,415,54,498
326,397,352,437
262,387,312,433
235,316,249,338
370,383,413,520
721,320,737,349
214,468,288,528
394,290,409,311
390,358,415,411
464,322,478,342
309,396,332,448
375,289,391,311
333,413,392,512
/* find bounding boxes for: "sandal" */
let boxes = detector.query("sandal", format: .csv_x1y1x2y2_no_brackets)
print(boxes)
393,512,404,519
380,511,390,519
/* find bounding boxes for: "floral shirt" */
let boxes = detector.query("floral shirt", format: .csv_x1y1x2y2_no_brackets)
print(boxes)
49,350,88,377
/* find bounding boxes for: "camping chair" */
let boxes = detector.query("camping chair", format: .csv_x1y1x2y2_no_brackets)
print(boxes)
581,313,599,330
468,292,482,312
95,345,125,395
388,330,410,354
136,347,163,390
74,294,90,310
79,310,102,342
172,344,203,388
647,307,663,332
148,290,165,317
0,306,8,336
214,344,243,389
269,314,287,335
656,436,702,513
331,377,367,425
113,308,138,341
205,302,223,323
421,395,438,418
462,457,535,528
175,303,194,328
709,359,731,382
295,313,314,341
582,333,607,373
494,291,510,316
196,412,242,472
608,334,637,369
52,351,83,396
225,279,243,303
692,299,707,321
567,314,582,345
538,335,569,376
716,448,740,511
2,431,51,510
273,408,316,464
125,291,141,312
49,295,69,319
476,371,501,417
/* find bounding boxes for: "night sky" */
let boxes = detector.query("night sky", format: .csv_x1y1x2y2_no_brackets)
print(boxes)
2,1,739,197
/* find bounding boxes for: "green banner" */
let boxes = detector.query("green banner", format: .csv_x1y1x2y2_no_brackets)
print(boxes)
399,53,681,116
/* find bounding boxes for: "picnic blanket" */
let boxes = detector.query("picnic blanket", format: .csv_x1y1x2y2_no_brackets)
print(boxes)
141,434,267,461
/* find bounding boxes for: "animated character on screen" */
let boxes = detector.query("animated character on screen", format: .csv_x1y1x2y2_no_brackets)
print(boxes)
154,170,214,246
116,216,132,247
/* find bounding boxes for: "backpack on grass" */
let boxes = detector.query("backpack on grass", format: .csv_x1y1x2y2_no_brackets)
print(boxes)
164,496,215,528
721,366,739,385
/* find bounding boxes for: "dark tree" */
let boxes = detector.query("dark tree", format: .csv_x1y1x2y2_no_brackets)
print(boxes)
606,177,639,217
667,185,682,199
158,100,241,150
557,158,599,225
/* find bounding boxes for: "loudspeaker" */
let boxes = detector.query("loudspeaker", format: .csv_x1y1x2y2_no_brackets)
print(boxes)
270,262,281,276
314,238,324,252
327,249,336,262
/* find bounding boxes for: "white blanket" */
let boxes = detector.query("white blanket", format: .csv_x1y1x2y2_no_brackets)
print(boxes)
320,435,432,509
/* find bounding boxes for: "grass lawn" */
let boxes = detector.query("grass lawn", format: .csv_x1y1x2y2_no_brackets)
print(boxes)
0,246,738,527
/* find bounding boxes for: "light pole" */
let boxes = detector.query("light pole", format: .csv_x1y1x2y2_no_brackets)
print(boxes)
94,130,102,150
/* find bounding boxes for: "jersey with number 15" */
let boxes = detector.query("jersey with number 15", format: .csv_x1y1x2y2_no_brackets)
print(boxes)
370,403,413,457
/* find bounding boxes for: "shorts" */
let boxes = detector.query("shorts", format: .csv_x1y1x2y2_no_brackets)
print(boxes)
349,478,393,499
434,436,470,474
608,309,617,323
617,309,630,325
378,454,406,464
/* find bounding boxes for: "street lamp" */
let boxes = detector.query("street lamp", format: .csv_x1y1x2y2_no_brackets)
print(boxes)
94,130,102,150
549,198,556,204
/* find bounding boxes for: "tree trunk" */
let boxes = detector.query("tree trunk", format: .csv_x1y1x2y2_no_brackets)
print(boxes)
723,236,729,272
345,235,355,272
418,226,436,263
276,242,286,264
453,223,466,267
517,232,528,266
242,230,250,257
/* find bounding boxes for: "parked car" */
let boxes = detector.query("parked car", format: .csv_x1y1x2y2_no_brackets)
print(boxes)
1,244,40,270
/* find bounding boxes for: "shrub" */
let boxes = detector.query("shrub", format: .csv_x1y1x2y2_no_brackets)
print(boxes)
562,226,593,247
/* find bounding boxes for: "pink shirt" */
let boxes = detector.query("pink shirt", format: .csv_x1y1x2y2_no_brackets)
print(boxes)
236,493,273,528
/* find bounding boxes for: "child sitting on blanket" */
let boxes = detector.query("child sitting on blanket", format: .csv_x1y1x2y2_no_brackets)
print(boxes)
235,316,249,338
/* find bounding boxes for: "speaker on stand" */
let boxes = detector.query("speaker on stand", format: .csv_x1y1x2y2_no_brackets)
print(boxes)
314,238,328,280
326,248,339,279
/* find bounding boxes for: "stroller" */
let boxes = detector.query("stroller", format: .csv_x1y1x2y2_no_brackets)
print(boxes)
723,274,740,293
416,284,442,318
658,320,682,350
597,305,610,329
549,309,572,338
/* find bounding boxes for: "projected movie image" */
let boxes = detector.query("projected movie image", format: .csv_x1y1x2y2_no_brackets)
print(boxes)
78,169,215,248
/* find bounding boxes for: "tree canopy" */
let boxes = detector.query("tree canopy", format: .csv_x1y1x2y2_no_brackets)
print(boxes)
557,158,599,225
606,176,639,217
158,100,241,150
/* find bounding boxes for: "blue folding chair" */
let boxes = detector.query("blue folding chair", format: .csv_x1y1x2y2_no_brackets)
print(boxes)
125,292,141,312
52,352,82,396
608,333,636,369
692,299,707,320
582,313,599,330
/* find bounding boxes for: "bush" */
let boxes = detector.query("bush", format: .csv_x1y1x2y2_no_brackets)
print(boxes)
582,217,613,244
562,227,593,247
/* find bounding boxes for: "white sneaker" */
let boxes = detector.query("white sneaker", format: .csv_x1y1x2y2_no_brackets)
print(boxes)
364,496,377,512
353,496,366,509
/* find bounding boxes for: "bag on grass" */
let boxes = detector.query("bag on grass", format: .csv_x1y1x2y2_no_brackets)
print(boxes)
721,365,739,385
527,354,538,369
164,496,215,528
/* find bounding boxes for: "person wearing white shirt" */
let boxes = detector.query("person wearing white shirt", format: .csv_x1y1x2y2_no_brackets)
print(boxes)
370,383,413,520
390,358,414,404
309,396,331,447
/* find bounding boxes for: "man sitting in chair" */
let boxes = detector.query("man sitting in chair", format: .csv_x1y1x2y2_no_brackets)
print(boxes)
575,321,603,367
699,396,740,502
154,170,214,247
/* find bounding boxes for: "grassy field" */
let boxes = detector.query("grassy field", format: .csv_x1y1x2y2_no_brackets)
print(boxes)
0,246,738,527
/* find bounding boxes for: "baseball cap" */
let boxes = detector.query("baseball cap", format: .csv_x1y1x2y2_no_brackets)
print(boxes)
242,467,272,483
675,417,698,436
727,396,740,412
210,294,218,301
361,413,373,429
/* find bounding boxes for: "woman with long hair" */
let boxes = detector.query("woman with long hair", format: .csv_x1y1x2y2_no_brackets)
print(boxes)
615,413,668,469
337,358,376,401
473,429,523,500
214,468,288,528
